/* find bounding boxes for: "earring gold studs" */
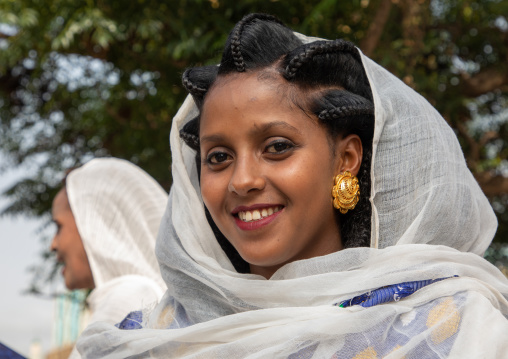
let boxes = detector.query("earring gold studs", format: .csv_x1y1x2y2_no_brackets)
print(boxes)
332,171,360,214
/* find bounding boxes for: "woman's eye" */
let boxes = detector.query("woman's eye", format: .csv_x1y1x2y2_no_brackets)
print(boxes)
207,152,230,164
53,221,61,233
265,140,293,154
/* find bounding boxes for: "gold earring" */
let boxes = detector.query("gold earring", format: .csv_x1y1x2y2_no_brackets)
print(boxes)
332,171,360,214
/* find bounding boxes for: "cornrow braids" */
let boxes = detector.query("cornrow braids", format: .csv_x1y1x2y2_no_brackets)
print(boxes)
181,66,218,108
182,70,207,96
317,90,374,123
219,13,302,75
179,116,200,151
319,105,374,121
229,14,283,72
293,89,374,141
180,13,302,152
282,40,372,102
284,40,360,79
181,13,301,150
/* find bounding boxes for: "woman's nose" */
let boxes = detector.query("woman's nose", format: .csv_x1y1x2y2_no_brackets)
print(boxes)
50,235,58,252
228,156,265,196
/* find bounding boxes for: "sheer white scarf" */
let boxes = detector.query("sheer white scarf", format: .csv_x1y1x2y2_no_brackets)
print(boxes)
67,158,167,324
77,40,508,358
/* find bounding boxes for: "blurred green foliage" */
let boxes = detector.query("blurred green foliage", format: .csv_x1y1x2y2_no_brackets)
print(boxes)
0,0,507,291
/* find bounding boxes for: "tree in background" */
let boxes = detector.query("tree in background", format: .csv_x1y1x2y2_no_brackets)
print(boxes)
1,0,507,293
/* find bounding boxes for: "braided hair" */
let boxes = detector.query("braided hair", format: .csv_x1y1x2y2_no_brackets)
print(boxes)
180,14,375,272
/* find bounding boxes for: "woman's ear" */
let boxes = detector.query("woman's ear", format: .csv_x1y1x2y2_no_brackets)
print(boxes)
334,134,363,176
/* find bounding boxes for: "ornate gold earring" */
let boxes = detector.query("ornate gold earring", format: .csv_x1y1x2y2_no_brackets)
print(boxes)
332,171,360,214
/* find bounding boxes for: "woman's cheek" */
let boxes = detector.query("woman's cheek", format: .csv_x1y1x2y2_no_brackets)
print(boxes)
201,171,226,210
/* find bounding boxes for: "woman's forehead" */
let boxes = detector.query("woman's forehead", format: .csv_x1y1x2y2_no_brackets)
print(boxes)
198,74,326,147
208,70,286,96
52,187,72,216
202,73,289,114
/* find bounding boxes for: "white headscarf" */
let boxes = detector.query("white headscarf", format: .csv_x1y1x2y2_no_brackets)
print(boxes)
77,37,508,358
66,158,167,325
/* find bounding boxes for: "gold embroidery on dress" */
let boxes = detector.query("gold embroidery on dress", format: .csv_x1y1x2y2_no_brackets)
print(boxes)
155,305,176,329
426,297,461,344
352,346,378,359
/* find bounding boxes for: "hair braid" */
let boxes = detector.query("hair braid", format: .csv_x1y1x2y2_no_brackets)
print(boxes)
229,13,285,73
182,69,208,97
179,131,200,151
180,66,219,108
179,117,200,151
318,105,374,121
284,40,360,80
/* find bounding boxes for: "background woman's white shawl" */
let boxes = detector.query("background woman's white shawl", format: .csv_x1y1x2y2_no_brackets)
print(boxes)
67,158,167,325
77,42,508,358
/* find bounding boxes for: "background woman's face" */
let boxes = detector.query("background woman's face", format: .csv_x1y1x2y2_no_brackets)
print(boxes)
50,188,95,290
199,73,343,278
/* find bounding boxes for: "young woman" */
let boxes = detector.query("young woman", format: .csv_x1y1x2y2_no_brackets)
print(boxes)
77,14,508,358
50,158,167,357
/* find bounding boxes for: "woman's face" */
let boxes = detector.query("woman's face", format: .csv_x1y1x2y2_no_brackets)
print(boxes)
199,73,344,278
50,188,95,290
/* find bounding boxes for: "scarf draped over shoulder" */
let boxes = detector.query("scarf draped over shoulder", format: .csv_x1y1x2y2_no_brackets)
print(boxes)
76,35,508,359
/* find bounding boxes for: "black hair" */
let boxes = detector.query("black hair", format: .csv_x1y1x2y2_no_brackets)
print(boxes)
180,14,374,273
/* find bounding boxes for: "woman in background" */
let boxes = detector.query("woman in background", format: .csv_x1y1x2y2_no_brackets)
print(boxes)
78,14,508,358
50,157,167,357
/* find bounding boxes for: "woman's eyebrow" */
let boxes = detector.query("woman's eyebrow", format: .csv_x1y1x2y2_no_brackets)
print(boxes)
200,134,225,145
249,121,302,136
200,121,302,145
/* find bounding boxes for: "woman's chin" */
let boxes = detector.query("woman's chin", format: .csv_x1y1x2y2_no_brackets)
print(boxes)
240,252,290,276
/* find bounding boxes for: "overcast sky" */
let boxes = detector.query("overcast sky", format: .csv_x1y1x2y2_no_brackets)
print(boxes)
0,159,56,357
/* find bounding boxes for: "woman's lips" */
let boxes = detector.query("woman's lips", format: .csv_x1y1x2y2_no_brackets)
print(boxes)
237,205,282,222
232,204,284,231
57,256,66,275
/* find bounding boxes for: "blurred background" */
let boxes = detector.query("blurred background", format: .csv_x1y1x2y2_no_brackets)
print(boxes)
1,0,507,357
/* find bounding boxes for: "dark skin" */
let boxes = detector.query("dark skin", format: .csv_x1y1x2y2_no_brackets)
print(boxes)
199,73,363,279
50,188,95,290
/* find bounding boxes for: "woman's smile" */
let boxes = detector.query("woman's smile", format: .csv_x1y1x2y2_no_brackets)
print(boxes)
232,204,284,230
199,71,344,278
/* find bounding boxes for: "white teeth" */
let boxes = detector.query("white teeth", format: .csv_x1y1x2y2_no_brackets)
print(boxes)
238,206,281,222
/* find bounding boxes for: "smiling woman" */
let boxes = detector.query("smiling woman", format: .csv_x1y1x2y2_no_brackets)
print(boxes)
198,72,358,278
77,13,508,358
181,19,375,275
